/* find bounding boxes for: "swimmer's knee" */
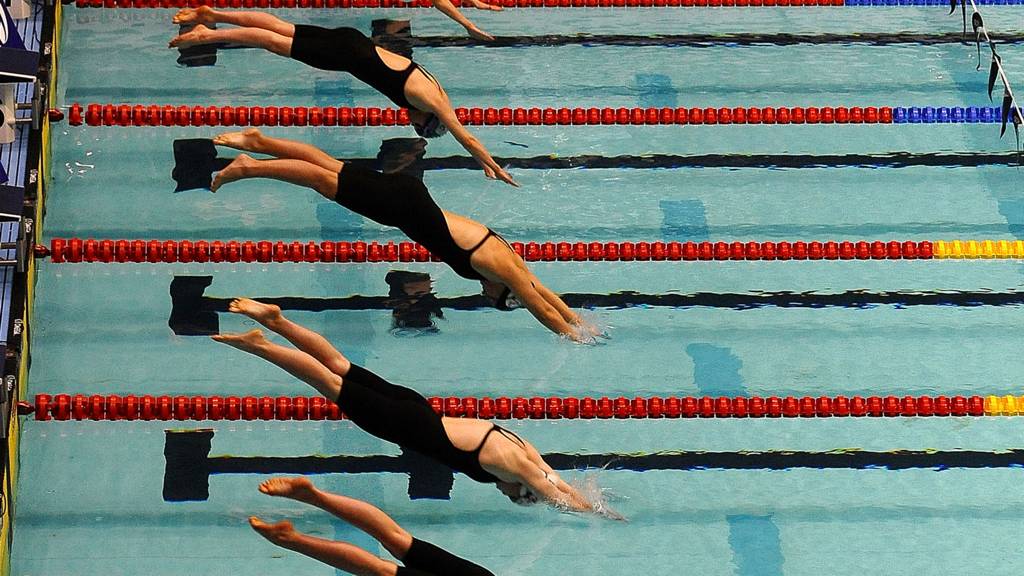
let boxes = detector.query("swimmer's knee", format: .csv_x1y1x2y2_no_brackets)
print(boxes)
381,528,414,561
371,561,400,576
268,35,294,58
313,171,339,200
324,356,351,377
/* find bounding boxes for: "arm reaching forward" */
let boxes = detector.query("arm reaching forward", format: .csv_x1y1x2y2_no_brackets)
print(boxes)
517,464,626,520
431,0,502,40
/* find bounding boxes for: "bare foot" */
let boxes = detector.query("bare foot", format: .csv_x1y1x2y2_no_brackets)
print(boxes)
249,517,296,546
211,328,267,353
468,0,503,10
259,477,318,502
169,24,213,49
228,297,283,326
213,128,264,152
172,6,216,25
211,153,257,192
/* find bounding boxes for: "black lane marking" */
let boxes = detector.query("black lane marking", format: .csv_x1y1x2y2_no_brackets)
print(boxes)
170,276,1024,335
422,152,1021,170
163,430,1024,502
411,32,1024,48
172,138,1021,193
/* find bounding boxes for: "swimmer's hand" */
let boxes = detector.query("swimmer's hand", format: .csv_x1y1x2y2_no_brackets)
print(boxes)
568,320,608,344
483,162,519,187
468,0,504,10
597,508,628,522
466,24,496,41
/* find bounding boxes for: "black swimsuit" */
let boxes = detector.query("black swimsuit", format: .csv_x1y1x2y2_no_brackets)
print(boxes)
336,363,525,485
290,25,428,110
397,538,495,576
335,164,499,281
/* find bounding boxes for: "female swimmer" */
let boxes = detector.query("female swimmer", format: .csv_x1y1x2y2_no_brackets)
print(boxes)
215,298,621,519
208,129,602,342
168,7,516,186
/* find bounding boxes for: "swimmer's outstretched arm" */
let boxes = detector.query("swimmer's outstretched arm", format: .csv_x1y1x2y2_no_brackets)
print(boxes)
529,276,580,325
500,272,600,343
431,0,501,41
503,273,582,340
530,277,605,341
406,90,518,187
514,461,624,520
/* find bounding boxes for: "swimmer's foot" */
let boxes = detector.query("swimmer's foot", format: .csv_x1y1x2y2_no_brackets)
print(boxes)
211,328,267,353
259,477,318,503
172,6,217,26
228,297,283,327
169,24,214,49
249,517,297,546
213,128,264,153
211,153,257,192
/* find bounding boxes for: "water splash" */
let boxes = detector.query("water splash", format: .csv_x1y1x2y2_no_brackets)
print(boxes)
564,468,627,521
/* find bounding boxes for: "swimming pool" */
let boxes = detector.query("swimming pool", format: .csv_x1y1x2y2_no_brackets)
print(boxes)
13,4,1024,575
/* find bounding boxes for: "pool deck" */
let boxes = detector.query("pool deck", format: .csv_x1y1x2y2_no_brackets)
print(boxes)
0,0,43,357
0,1,45,574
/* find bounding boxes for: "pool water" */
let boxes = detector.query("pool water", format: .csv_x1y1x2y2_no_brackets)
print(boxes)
14,5,1024,575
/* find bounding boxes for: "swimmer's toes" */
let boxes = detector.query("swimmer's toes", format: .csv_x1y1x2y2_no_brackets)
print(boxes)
231,298,283,324
250,517,296,544
259,477,316,500
212,329,266,350
213,128,262,150
214,154,257,192
170,25,211,48
172,7,209,23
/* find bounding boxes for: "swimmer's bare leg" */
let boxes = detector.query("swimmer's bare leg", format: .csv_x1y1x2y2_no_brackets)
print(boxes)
249,517,400,576
212,329,342,400
169,24,292,57
211,155,337,198
175,7,297,37
227,298,351,377
214,129,343,173
259,477,413,560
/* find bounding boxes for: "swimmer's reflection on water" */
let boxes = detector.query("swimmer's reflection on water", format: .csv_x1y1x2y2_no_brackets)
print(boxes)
385,270,445,336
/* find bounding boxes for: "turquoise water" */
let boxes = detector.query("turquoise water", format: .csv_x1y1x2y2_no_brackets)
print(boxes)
15,5,1024,575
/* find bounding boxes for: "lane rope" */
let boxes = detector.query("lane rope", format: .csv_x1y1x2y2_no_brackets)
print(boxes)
22,393,1020,421
69,0,1024,8
39,238,1024,262
45,239,1024,264
64,103,1019,127
64,103,1016,127
41,238,947,263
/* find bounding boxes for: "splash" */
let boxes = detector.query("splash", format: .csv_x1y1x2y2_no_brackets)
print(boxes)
564,468,627,521
565,309,613,345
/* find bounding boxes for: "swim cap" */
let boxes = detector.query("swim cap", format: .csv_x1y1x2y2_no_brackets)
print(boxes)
414,114,449,139
493,286,522,311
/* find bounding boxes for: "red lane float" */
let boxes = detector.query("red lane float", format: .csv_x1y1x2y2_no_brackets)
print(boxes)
66,103,892,127
28,393,990,421
73,0,847,8
44,238,935,263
